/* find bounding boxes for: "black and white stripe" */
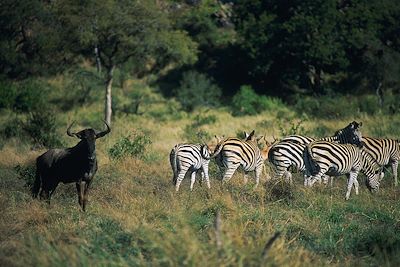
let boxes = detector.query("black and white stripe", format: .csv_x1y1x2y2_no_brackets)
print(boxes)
281,121,363,146
361,137,400,186
305,141,381,200
170,143,211,192
268,141,307,183
212,130,266,188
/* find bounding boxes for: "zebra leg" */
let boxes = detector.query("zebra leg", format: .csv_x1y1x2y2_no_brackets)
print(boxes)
253,165,263,189
222,163,240,184
243,173,249,184
175,167,189,192
202,164,211,189
392,160,398,186
190,171,196,191
353,177,359,195
308,171,325,187
345,172,358,200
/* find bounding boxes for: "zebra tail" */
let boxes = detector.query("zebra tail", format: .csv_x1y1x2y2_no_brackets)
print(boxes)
32,165,41,198
304,145,320,176
208,142,224,159
169,148,178,185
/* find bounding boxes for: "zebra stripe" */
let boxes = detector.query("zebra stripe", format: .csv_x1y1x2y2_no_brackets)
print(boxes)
170,143,211,192
281,121,363,146
268,141,307,183
212,130,265,188
361,137,400,186
268,141,329,185
305,141,381,200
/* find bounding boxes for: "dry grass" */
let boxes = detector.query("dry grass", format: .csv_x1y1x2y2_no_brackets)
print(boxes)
1,92,400,266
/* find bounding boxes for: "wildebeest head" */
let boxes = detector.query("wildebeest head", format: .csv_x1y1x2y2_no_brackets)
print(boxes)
67,121,111,154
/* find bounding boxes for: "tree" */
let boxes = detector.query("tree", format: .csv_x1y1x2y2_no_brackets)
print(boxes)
56,0,197,124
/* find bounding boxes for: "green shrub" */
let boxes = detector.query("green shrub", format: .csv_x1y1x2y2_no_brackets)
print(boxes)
231,85,285,116
277,117,308,136
13,80,48,113
175,71,222,112
24,111,62,148
1,117,25,139
108,131,152,160
14,164,36,189
0,81,17,109
182,113,216,142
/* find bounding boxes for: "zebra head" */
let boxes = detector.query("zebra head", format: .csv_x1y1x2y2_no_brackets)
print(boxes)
361,149,381,193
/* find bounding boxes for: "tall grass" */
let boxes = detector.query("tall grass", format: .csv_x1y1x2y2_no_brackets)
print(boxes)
1,78,400,266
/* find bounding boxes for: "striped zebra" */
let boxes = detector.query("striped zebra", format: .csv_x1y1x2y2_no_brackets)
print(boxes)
281,121,363,146
212,130,267,188
268,141,308,184
304,141,381,200
361,137,400,186
170,143,212,192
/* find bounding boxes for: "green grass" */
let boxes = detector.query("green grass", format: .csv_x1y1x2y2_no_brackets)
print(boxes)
1,77,400,266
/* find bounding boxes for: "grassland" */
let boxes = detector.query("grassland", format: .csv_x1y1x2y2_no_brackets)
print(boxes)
1,79,400,267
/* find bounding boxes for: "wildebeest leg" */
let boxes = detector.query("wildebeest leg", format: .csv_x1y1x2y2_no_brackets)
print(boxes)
82,180,91,212
76,181,85,210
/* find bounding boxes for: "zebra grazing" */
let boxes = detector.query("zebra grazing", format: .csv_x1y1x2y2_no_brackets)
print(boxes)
170,143,212,192
361,137,400,186
281,121,363,146
304,141,381,200
212,130,266,188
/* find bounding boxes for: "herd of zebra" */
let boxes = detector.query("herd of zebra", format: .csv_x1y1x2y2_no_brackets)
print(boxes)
170,121,400,200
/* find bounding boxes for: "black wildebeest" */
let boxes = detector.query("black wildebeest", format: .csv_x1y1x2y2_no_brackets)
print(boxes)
32,121,111,211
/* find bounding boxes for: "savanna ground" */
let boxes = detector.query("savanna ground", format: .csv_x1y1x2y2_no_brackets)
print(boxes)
1,80,400,267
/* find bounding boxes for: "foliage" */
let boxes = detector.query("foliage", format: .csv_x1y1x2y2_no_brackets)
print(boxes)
231,85,284,116
175,71,222,112
0,80,17,109
182,113,217,143
277,117,307,137
23,111,62,148
233,0,400,95
14,164,36,189
0,79,49,113
108,131,152,160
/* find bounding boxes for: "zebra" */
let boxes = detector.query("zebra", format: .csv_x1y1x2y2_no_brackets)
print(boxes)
280,121,363,146
267,141,308,184
361,137,400,186
304,141,381,200
212,130,267,188
170,143,212,192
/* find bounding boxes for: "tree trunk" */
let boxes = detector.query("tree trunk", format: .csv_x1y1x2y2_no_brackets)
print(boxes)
105,65,115,125
94,45,102,74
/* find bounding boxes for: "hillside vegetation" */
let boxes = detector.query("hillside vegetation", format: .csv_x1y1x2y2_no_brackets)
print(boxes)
1,77,400,267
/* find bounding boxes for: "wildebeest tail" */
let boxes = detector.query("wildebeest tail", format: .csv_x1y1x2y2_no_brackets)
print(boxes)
32,161,42,198
304,145,320,176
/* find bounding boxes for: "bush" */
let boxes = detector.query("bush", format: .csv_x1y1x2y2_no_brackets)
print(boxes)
0,80,17,109
13,80,48,113
182,114,216,142
231,85,285,116
175,71,222,112
108,131,152,160
1,117,25,139
24,111,62,148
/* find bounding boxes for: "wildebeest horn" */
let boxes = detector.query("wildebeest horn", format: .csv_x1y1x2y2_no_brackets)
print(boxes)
67,121,77,137
95,120,111,139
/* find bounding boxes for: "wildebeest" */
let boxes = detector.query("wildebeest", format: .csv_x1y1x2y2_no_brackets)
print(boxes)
32,121,111,211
